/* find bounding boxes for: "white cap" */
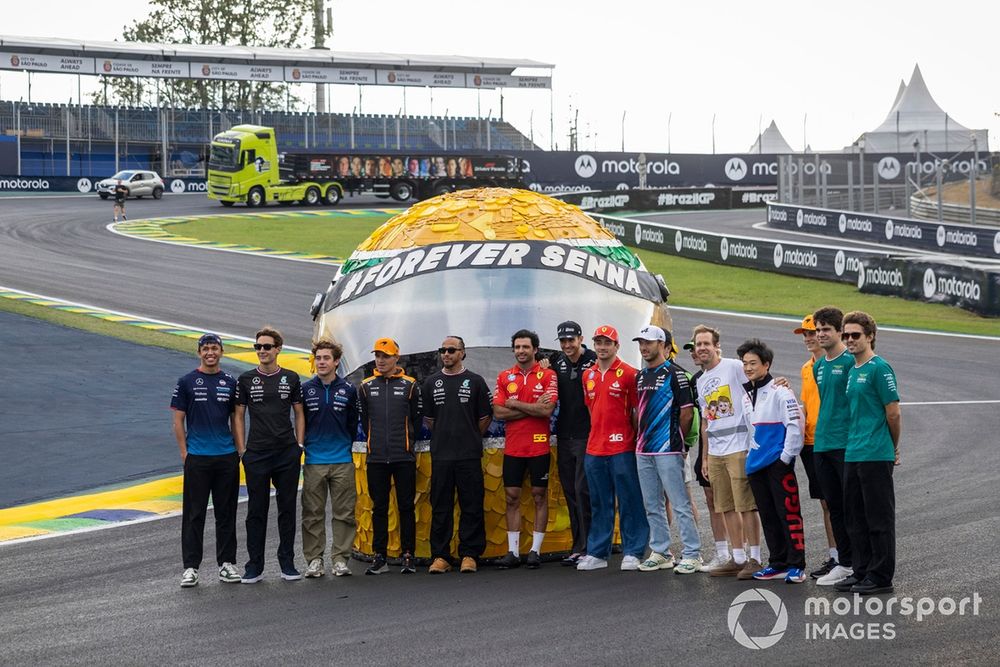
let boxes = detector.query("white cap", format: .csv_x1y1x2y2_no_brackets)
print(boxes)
632,325,666,342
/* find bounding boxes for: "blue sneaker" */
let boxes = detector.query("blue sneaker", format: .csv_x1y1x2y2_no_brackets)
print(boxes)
280,563,303,581
241,564,263,584
752,566,789,581
785,568,807,584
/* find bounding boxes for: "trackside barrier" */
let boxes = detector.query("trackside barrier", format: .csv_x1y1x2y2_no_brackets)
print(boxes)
558,186,777,213
0,175,207,194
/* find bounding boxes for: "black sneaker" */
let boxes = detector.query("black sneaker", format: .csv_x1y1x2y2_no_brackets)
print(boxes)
280,563,302,581
525,550,541,569
810,557,837,579
400,552,416,574
496,551,521,569
851,578,894,595
834,575,861,592
561,553,582,567
366,554,389,575
241,564,263,584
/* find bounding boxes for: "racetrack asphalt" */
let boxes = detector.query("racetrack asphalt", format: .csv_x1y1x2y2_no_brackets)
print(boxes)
0,194,998,664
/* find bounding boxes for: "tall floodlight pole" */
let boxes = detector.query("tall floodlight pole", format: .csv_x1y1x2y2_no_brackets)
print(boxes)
971,134,978,225
711,114,716,154
667,112,672,153
621,110,626,152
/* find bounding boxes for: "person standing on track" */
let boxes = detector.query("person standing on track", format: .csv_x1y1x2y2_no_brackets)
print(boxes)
811,307,856,587
683,339,731,571
493,329,558,569
737,338,807,584
575,326,647,572
633,326,702,575
112,180,128,222
548,321,597,567
793,314,838,579
836,311,901,596
423,336,492,574
234,327,305,584
300,339,359,579
358,337,422,575
171,333,241,588
694,325,763,580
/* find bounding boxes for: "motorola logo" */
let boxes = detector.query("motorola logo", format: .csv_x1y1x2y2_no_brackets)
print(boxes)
574,154,597,178
796,210,804,228
877,157,901,180
675,230,683,253
773,243,784,268
923,268,937,299
725,157,748,182
721,237,730,261
634,224,643,246
839,214,847,234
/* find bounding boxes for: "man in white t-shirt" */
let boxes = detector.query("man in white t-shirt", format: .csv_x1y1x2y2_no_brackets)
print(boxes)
693,325,762,579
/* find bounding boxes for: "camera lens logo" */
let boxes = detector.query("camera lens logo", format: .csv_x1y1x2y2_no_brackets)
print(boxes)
728,588,788,650
877,157,901,180
574,154,597,179
724,157,748,182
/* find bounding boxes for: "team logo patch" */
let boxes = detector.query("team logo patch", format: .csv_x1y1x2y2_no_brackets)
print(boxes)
462,379,470,387
615,368,624,378
219,380,226,386
435,379,444,388
536,371,544,379
252,376,262,385
534,383,543,390
308,388,317,396
195,378,204,385
507,382,519,394
280,376,288,384
507,374,517,381
586,380,596,390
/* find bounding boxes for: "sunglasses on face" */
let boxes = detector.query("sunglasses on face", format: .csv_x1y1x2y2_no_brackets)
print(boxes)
841,332,864,341
253,343,277,351
438,347,462,354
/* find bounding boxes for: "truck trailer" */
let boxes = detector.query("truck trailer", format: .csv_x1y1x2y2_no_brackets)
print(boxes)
206,124,524,207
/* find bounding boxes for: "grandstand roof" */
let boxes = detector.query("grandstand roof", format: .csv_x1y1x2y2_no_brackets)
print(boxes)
0,35,552,73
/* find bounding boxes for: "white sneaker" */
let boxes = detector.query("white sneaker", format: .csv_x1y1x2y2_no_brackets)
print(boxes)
180,567,198,588
576,555,608,571
638,552,674,572
332,561,352,577
620,555,641,571
816,565,854,586
699,554,728,572
305,558,324,578
674,557,702,575
218,562,241,583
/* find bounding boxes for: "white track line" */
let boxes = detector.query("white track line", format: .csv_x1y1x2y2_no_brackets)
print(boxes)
900,400,1000,406
667,305,1000,341
0,285,311,353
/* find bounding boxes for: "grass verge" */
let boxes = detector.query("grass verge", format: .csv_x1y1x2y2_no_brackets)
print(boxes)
165,213,1000,337
0,296,195,354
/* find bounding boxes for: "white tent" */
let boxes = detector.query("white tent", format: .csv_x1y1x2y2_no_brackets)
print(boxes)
748,120,795,153
849,64,987,153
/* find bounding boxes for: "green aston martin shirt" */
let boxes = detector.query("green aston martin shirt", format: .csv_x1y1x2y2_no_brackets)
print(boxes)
846,355,899,462
812,350,853,452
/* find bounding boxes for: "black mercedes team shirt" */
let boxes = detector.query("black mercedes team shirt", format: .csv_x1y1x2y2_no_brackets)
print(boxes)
235,367,303,451
549,348,597,441
422,369,492,461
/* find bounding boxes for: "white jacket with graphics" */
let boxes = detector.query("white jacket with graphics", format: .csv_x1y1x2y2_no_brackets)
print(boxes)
742,376,803,474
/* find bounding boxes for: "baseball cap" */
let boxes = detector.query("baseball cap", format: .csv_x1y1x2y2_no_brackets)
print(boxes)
197,333,223,348
682,340,696,351
556,320,583,339
372,338,400,356
793,314,816,334
632,324,666,343
592,325,619,343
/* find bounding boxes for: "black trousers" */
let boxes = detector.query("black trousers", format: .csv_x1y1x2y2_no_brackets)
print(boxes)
367,460,416,556
844,461,896,586
182,452,240,569
814,448,852,567
243,445,301,570
557,437,591,554
429,458,486,560
748,458,806,570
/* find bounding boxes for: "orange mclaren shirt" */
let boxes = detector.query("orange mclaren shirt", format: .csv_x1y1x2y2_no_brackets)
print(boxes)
800,357,820,446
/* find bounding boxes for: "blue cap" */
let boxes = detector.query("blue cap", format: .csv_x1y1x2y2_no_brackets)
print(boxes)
197,333,223,348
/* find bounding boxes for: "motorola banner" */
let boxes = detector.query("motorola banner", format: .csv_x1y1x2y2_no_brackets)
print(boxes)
857,257,1000,316
557,187,776,213
592,212,885,285
766,203,1000,259
0,176,207,193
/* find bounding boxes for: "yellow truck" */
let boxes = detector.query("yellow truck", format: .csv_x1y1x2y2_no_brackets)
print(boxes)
207,124,524,207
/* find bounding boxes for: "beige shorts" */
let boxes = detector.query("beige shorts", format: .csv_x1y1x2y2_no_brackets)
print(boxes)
707,451,756,513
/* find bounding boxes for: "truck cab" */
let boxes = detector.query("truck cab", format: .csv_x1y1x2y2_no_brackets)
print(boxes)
207,125,284,207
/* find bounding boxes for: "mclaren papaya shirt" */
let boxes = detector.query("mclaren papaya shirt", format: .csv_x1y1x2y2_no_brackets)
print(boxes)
582,358,638,456
302,374,359,465
358,367,421,464
494,363,558,458
742,375,803,475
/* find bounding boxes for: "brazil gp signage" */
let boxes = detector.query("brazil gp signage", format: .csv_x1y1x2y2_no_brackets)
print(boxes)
856,257,1000,316
766,202,1000,259
557,187,776,213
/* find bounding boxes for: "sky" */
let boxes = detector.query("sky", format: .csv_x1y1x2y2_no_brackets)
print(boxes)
2,0,999,153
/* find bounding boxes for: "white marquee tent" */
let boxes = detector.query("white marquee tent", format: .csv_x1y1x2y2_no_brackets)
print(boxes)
748,120,795,153
848,64,986,153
